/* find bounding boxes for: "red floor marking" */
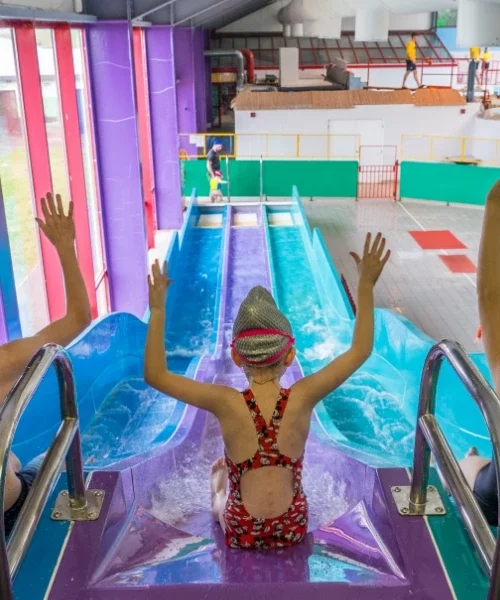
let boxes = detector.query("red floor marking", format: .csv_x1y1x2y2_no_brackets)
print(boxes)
409,230,467,250
439,254,477,274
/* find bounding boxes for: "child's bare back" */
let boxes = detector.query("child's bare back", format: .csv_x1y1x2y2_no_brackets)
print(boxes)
145,233,390,550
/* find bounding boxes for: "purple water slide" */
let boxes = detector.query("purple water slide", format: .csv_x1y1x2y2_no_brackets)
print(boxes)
86,23,148,317
48,207,454,599
145,26,183,230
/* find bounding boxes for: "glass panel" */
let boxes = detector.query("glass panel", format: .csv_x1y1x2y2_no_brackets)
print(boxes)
337,49,356,63
420,47,435,59
325,39,339,48
300,49,316,65
376,39,391,48
352,40,366,48
71,29,106,280
0,28,49,335
338,36,351,48
353,49,369,63
259,50,276,66
399,33,411,45
210,38,220,49
233,37,245,48
316,49,331,64
395,48,407,59
284,38,299,47
245,37,259,50
435,47,452,59
35,29,71,208
389,35,404,48
382,48,396,58
273,37,285,48
299,38,312,48
367,48,383,59
220,38,233,49
437,9,457,27
259,37,272,49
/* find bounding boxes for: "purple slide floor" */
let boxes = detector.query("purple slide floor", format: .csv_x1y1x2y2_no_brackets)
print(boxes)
47,207,454,599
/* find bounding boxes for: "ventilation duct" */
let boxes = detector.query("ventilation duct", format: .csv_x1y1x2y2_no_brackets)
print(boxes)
457,0,500,46
277,0,314,37
355,8,390,41
302,0,343,38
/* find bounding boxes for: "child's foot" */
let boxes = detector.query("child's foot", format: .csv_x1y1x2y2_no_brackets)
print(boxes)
210,457,228,522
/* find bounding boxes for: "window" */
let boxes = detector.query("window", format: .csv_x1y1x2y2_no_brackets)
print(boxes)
71,28,108,315
0,28,49,335
245,37,259,50
259,37,272,49
35,29,71,208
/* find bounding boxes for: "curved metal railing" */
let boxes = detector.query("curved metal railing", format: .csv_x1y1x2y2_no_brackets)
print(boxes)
407,340,500,600
0,344,98,600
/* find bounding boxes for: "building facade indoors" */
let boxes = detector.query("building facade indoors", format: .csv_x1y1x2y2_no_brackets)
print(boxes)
0,1,500,600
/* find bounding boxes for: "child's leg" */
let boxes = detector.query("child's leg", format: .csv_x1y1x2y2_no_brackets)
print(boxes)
210,457,228,531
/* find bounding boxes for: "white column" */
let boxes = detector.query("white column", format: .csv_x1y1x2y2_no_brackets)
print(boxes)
355,8,390,41
457,0,500,47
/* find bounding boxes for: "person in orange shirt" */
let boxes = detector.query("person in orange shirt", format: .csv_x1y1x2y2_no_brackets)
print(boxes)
402,32,422,89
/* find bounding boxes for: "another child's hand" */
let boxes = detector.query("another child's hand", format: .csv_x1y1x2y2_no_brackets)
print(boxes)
350,232,390,287
148,260,172,312
36,193,75,252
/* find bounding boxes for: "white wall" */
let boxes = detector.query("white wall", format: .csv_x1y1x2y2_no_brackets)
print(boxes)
219,5,432,33
234,103,483,160
342,13,432,31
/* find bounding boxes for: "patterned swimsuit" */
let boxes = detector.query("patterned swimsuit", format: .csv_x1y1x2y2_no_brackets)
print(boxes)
223,388,308,550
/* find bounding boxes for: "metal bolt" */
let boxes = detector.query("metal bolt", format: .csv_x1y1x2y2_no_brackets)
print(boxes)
87,511,96,519
95,491,103,497
401,507,409,514
61,491,68,497
435,507,444,514
393,487,401,493
428,486,435,492
53,512,62,519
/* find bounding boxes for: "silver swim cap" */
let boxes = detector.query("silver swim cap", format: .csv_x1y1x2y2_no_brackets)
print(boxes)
231,286,294,366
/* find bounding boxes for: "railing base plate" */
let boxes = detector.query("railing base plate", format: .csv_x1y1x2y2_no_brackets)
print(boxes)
391,485,447,516
51,489,105,522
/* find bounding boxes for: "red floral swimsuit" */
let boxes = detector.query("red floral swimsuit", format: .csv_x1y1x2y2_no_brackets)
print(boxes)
223,388,308,550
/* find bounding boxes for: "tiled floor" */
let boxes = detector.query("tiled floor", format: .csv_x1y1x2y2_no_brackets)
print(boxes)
303,198,484,353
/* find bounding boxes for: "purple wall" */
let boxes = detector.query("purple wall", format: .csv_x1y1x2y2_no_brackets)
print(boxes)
193,28,208,132
174,28,196,135
146,26,183,230
204,29,213,126
86,22,148,317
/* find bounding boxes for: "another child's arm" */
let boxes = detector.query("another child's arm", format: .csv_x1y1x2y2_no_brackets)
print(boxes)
293,233,390,407
478,180,500,393
144,260,231,415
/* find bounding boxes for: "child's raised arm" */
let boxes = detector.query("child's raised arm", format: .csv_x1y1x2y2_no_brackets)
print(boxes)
293,232,390,407
144,260,232,415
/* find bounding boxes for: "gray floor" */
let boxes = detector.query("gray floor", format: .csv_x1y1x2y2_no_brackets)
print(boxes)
303,198,484,353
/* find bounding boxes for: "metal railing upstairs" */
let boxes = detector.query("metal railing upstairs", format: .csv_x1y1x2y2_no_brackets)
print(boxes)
392,340,500,600
0,344,104,600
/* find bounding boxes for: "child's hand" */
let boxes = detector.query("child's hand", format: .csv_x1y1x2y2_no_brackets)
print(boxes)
36,193,75,252
350,232,390,287
148,260,172,312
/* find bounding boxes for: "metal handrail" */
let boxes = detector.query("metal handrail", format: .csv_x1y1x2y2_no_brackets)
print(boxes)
409,340,500,600
0,344,86,600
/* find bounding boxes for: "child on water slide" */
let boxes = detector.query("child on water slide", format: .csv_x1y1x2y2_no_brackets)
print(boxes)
144,233,390,550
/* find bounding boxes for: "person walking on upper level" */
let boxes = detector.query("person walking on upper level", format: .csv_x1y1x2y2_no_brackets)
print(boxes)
402,33,422,89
